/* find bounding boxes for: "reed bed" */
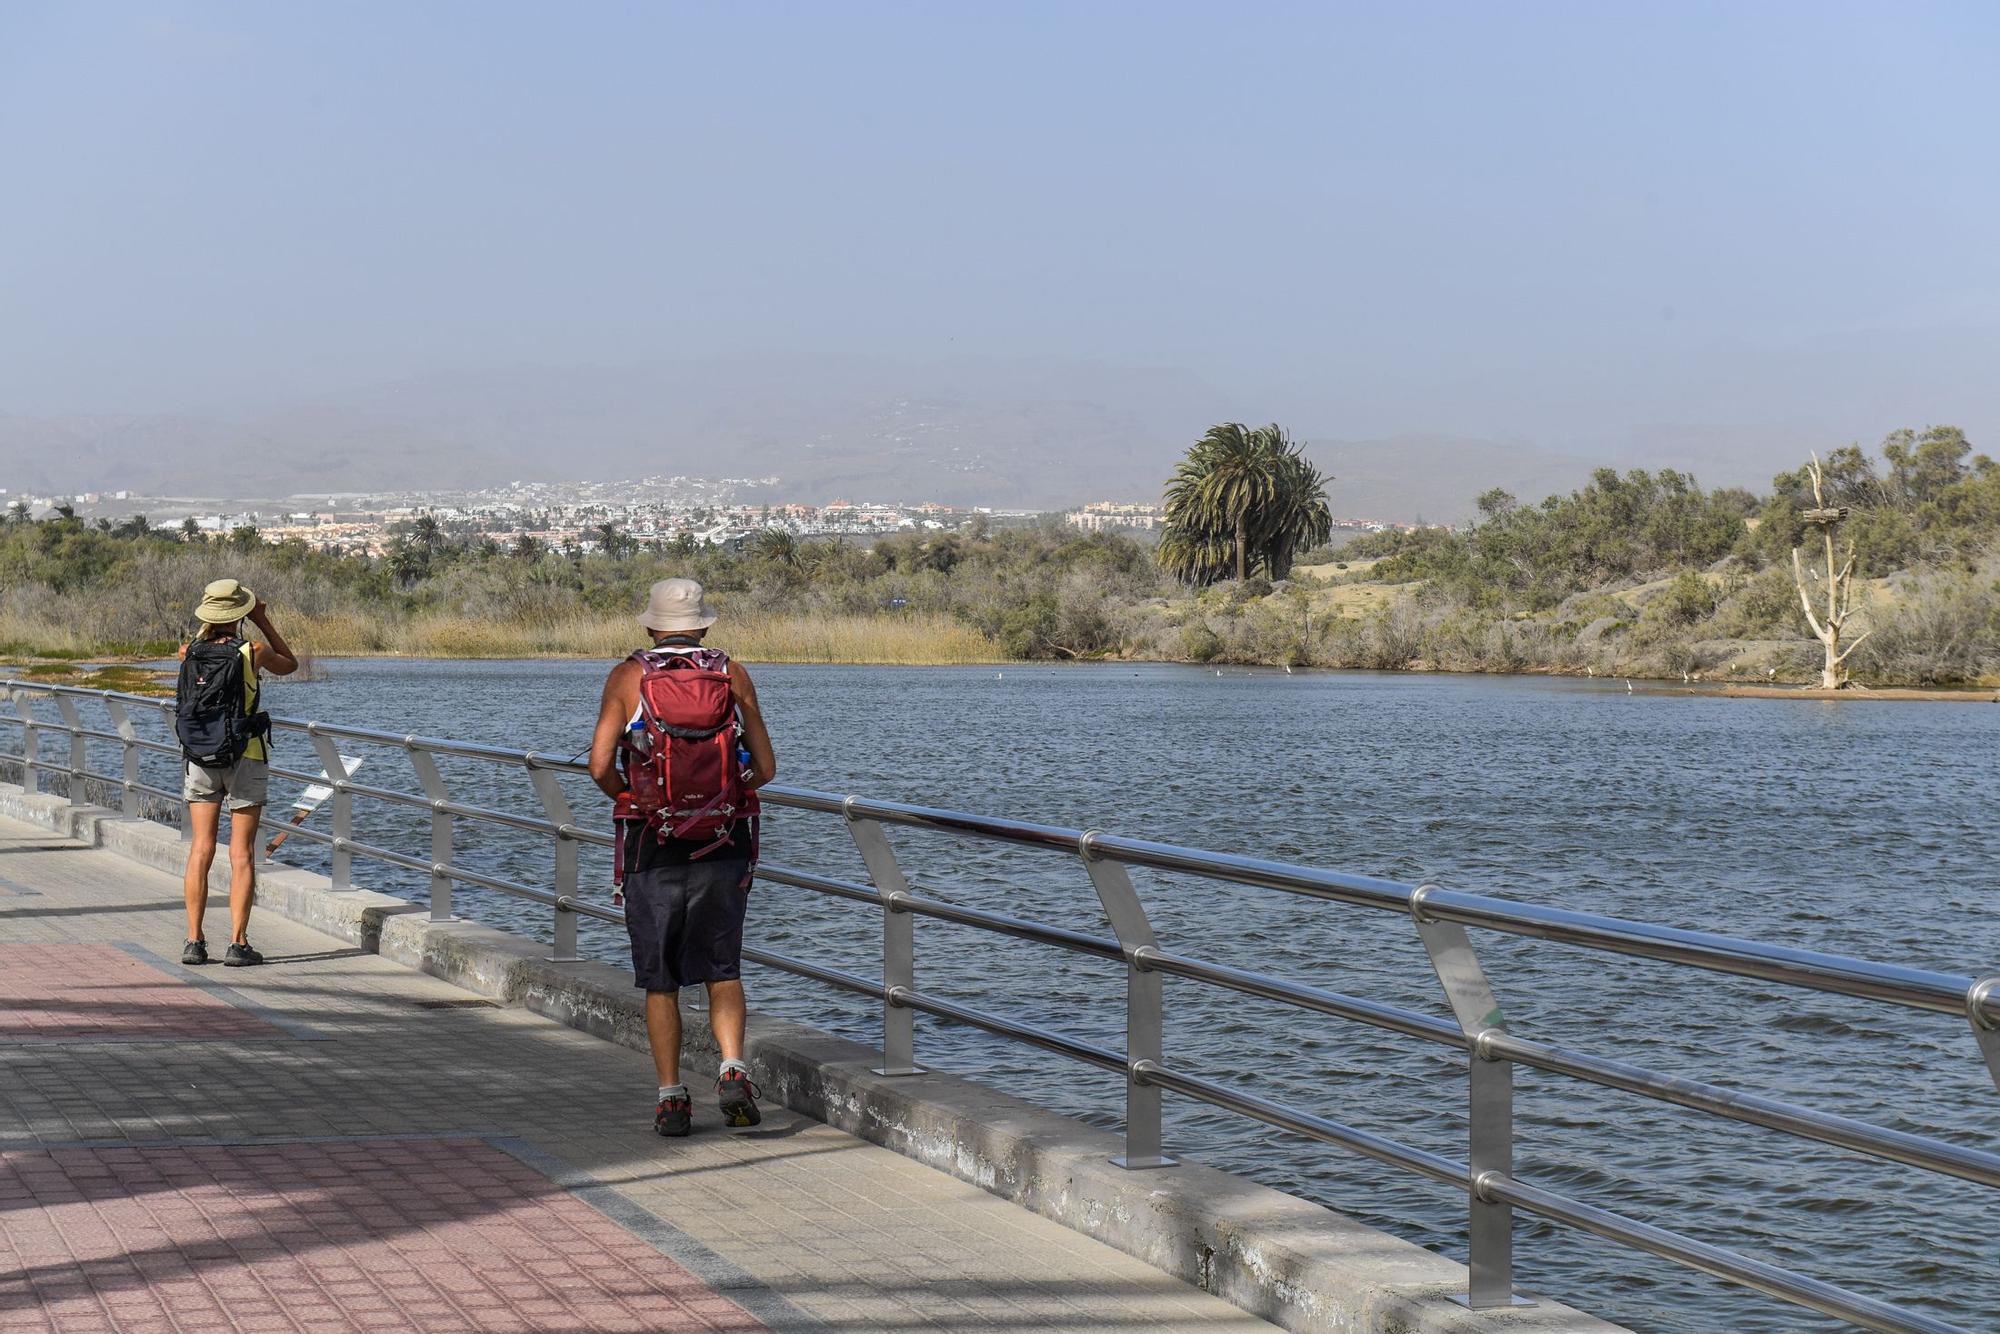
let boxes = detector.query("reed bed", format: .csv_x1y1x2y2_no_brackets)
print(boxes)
282,610,1001,664
0,612,94,659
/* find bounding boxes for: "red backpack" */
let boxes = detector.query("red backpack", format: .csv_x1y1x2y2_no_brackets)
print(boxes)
613,646,756,881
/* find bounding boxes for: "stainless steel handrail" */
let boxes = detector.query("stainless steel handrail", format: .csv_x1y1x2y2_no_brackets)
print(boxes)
0,677,1991,1334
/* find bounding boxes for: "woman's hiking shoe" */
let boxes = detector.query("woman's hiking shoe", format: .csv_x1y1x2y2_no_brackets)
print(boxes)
181,939,209,966
655,1093,692,1137
223,940,263,967
717,1071,762,1127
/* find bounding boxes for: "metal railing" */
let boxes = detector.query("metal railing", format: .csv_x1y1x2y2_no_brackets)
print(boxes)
3,677,1995,1333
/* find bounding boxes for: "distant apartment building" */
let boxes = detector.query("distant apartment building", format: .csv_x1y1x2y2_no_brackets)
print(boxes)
1064,501,1165,532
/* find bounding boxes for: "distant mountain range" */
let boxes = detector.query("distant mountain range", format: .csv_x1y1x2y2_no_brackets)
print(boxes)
0,356,1844,521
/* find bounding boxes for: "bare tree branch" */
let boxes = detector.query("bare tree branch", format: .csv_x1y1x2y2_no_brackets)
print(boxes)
1792,547,1830,640
1832,628,1873,665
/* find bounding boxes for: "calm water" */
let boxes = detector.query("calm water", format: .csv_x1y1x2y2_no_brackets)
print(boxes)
130,660,2000,1331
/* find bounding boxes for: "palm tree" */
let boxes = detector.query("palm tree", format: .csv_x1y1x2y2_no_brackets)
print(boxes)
593,521,634,560
754,530,802,570
1155,524,1235,586
412,513,445,563
1167,424,1277,582
1262,452,1334,580
385,537,426,589
1160,423,1331,584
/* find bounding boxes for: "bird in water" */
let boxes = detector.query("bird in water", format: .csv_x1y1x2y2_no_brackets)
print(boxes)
1284,664,1294,675
1625,679,1634,693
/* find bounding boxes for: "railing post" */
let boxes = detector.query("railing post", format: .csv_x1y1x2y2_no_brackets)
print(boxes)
527,757,579,962
1080,831,1174,1169
845,801,923,1076
1412,885,1531,1310
307,728,353,890
405,741,455,923
102,697,141,820
15,690,42,794
1970,977,2000,1096
53,696,86,806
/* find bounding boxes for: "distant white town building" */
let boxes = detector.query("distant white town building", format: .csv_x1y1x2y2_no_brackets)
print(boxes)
1065,501,1164,532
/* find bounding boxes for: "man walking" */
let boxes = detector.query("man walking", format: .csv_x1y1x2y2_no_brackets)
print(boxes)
589,579,777,1136
177,579,297,966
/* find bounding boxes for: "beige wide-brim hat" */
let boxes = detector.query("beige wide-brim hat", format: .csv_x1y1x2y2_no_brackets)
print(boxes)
194,578,257,625
640,578,717,633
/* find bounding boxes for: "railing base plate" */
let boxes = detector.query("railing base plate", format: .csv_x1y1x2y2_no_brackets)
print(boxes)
871,1065,927,1077
1449,1293,1537,1310
1110,1155,1177,1170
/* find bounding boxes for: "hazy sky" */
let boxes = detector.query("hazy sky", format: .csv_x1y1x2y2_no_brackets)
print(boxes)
3,1,1996,447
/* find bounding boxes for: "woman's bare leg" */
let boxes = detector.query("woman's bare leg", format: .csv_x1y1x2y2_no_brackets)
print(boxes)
184,802,222,941
226,805,262,944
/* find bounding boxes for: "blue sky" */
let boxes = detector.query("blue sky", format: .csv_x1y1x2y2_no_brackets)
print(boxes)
2,1,1995,449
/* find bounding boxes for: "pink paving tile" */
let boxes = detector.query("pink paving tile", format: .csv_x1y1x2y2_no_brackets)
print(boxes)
0,1140,767,1333
0,945,286,1042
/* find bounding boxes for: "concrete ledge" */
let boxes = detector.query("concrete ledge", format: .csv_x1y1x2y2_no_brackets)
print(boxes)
0,783,1622,1334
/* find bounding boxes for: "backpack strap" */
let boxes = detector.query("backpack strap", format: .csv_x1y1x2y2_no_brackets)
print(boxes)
635,642,731,671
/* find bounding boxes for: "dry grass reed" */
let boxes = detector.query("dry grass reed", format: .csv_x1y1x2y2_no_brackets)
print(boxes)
281,610,1001,664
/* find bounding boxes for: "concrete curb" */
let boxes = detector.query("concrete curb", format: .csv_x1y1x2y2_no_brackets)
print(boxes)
0,783,1621,1334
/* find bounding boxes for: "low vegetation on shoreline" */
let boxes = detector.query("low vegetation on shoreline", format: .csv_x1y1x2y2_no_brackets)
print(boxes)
3,426,1996,686
288,610,1001,664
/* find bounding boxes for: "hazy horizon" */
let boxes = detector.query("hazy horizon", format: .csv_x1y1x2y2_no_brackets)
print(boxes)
4,2,1997,470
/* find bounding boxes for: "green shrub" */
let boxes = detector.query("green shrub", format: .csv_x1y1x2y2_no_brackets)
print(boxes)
1179,623,1222,663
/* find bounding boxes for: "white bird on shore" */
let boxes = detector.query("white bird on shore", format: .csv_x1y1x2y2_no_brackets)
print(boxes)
1768,667,1777,679
1586,666,1594,677
1284,664,1293,674
1625,679,1634,693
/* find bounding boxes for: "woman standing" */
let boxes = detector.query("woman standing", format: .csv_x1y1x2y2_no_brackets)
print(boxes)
175,578,297,966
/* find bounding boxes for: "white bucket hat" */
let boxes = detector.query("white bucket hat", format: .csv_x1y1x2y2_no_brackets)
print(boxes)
640,578,717,633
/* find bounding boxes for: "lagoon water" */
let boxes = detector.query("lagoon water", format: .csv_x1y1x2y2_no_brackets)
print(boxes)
228,659,1998,1331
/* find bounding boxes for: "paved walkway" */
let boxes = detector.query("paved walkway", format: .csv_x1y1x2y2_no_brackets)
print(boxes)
0,815,1273,1333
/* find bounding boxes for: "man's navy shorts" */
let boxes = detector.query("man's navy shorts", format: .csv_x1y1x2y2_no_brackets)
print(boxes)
621,852,751,992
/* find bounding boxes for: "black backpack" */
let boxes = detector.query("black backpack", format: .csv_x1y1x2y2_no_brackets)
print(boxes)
175,637,270,767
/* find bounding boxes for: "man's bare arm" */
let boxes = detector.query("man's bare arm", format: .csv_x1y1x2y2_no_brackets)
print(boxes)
588,660,638,801
731,662,777,789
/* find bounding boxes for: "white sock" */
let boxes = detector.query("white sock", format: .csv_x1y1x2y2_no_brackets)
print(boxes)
718,1060,749,1079
657,1084,687,1102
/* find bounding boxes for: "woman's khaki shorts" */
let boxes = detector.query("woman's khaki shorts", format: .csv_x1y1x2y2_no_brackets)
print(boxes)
183,758,269,810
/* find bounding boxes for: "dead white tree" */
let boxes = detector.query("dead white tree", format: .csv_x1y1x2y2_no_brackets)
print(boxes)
1790,453,1868,688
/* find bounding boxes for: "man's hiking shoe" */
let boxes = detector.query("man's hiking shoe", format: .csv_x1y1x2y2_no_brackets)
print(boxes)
181,939,209,966
717,1070,762,1128
223,940,263,967
655,1093,692,1137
